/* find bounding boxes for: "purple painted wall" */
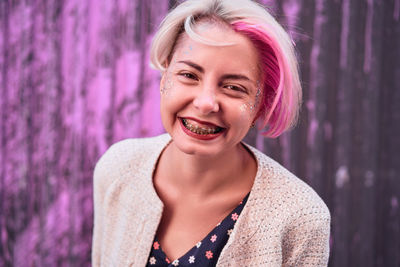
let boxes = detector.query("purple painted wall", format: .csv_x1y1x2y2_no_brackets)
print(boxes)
1,0,399,266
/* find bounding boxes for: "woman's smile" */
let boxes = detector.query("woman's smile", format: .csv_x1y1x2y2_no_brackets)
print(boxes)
178,117,226,141
181,118,225,135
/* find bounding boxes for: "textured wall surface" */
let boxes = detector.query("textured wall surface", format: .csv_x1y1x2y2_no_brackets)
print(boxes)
0,0,399,266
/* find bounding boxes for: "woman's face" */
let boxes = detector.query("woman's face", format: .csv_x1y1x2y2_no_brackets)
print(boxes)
160,22,262,157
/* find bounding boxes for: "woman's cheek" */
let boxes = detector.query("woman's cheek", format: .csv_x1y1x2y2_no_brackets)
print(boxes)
160,70,175,97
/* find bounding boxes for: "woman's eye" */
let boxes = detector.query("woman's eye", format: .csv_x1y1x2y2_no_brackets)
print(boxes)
179,72,197,80
225,85,247,93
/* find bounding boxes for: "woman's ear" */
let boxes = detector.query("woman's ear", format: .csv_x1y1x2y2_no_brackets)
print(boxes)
250,118,258,129
160,71,166,88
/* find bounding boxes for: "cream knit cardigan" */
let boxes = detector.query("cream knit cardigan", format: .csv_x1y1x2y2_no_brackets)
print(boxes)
92,134,330,266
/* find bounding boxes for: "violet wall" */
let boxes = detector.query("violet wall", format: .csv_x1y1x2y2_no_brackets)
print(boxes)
1,0,399,266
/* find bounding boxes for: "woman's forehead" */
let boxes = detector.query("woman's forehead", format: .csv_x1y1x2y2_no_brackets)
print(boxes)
174,19,236,50
170,23,262,81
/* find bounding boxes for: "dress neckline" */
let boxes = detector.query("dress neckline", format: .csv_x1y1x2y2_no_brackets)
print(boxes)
147,191,250,266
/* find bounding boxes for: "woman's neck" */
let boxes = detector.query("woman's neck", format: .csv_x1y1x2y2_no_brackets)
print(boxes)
155,141,256,199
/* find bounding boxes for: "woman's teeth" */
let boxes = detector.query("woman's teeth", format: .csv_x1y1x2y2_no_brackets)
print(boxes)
182,118,223,135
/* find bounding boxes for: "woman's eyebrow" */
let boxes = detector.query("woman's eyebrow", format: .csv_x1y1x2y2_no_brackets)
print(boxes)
220,74,251,82
221,74,260,89
177,60,204,73
177,60,256,85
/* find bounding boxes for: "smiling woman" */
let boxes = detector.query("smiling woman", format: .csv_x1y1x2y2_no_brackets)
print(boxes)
91,0,330,266
160,21,261,156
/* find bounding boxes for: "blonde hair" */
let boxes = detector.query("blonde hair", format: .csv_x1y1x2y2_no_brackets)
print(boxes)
150,0,302,138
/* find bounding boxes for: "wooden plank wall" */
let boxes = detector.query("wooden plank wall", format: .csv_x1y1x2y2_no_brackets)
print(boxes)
0,0,399,266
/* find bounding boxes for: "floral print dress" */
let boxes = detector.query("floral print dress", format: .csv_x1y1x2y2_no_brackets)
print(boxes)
146,192,250,266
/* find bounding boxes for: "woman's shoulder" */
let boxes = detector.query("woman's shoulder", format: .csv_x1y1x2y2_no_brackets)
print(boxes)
245,145,331,266
96,133,169,167
246,144,330,222
93,134,170,188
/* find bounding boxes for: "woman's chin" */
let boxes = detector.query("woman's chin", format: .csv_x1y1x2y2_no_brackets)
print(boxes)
171,139,222,157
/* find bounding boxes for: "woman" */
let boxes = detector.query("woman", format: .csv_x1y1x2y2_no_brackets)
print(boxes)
92,0,331,266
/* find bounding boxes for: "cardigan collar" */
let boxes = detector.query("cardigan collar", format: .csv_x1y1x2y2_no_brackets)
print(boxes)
118,134,271,265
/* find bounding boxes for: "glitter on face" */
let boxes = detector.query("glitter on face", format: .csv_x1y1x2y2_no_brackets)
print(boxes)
161,56,180,96
161,68,174,96
183,45,193,55
239,103,249,113
239,83,262,121
239,101,255,120
239,103,246,111
252,84,262,110
248,85,262,111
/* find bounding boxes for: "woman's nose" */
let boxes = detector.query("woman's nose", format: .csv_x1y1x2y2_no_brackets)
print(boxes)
193,88,219,114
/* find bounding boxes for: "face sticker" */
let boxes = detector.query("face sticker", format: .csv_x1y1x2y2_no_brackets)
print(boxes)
183,44,194,55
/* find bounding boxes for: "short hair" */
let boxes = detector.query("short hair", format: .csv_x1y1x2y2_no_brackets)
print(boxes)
150,0,302,138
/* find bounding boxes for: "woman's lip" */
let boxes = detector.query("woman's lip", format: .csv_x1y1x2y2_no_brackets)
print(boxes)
179,116,224,128
179,119,225,140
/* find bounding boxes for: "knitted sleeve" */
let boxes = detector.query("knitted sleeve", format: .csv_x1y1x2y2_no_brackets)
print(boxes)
282,205,331,267
91,142,122,267
91,157,108,267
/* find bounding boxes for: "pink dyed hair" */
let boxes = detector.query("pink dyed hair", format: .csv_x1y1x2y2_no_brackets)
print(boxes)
231,21,295,138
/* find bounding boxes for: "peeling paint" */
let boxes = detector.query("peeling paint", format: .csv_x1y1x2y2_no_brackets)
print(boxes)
395,0,400,21
340,0,350,68
336,166,350,188
363,0,373,73
391,196,399,209
307,119,318,147
282,0,300,41
364,170,374,187
324,122,332,141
